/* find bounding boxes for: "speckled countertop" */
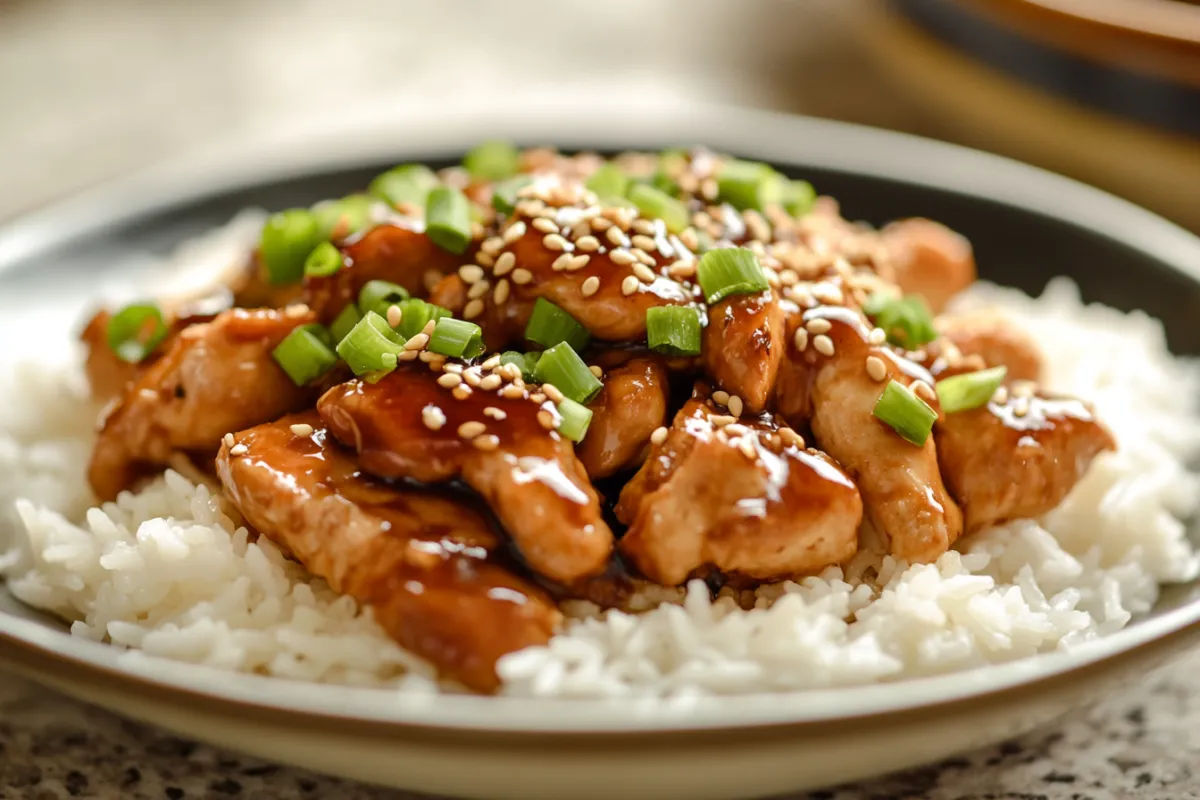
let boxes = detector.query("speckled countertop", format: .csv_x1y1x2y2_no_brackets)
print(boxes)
3,1,1200,798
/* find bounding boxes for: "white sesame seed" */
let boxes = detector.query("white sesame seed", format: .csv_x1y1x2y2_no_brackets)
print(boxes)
911,380,936,403
543,233,569,251
493,279,510,305
501,384,525,399
481,236,504,255
458,264,485,283
632,263,657,284
502,221,527,243
480,374,502,391
443,363,464,374
868,328,887,346
724,423,750,437
423,353,446,369
468,280,491,300
475,251,495,268
229,444,248,457
437,373,463,389
610,249,636,266
581,276,601,297
463,299,485,319
993,386,1009,405
566,254,591,271
284,303,310,319
551,253,573,271
452,384,473,400
633,249,656,267
621,275,640,296
590,216,612,231
499,363,522,381
679,228,699,250
530,392,546,404
422,405,446,431
728,395,744,417
793,328,809,352
386,305,403,328
537,409,557,430
462,368,483,387
737,437,757,460
473,434,500,451
650,426,669,445
458,421,486,440
588,365,603,378
605,227,630,247
712,390,730,406
532,217,559,234
779,427,805,449
1013,398,1029,418
421,320,436,336
483,406,507,421
223,433,235,448
481,354,501,370
493,252,516,276
576,235,601,252
542,383,565,403
806,318,832,334
667,260,696,279
397,350,420,362
632,219,656,235
631,234,657,252
710,415,736,427
866,356,888,382
404,333,430,351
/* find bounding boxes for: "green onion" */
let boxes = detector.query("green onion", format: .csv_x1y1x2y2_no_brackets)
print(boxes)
357,280,410,319
873,380,937,446
336,311,405,377
585,163,628,199
600,195,638,210
716,160,783,212
492,176,533,215
313,194,373,240
556,397,593,443
525,298,591,352
696,247,770,304
782,180,816,217
646,306,702,356
303,241,344,278
936,366,1008,414
272,324,338,386
500,351,541,382
368,164,439,209
463,140,520,181
396,298,452,340
107,302,170,363
259,209,323,285
628,183,689,234
428,318,484,359
534,342,603,404
425,186,473,254
330,303,362,344
863,293,937,350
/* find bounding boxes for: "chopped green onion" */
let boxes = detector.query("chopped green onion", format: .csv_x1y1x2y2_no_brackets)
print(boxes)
428,318,485,359
396,298,452,340
368,164,439,209
600,195,638,210
936,366,1008,414
272,324,338,386
873,380,937,446
585,163,628,199
259,209,323,285
863,293,937,350
500,351,541,382
525,297,591,352
336,311,405,377
357,280,410,319
646,306,702,356
782,180,816,217
330,303,362,344
425,186,473,254
628,183,689,234
463,140,519,181
107,302,170,363
313,194,373,240
716,160,783,212
556,397,593,443
491,176,533,215
533,342,603,404
303,241,344,278
696,247,770,304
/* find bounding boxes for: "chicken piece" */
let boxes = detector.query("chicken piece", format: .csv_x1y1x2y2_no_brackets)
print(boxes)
934,310,1043,382
703,292,787,414
230,253,306,309
217,413,559,692
88,308,319,501
577,357,669,479
881,218,976,313
318,365,614,584
935,387,1115,533
776,306,964,563
80,311,145,403
304,222,464,319
614,395,862,585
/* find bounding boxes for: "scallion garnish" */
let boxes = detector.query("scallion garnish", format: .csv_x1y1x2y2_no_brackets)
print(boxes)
646,306,702,356
533,342,603,404
500,350,541,382
272,324,338,386
428,317,485,359
782,180,816,217
585,163,628,199
425,186,473,254
357,280,410,319
463,140,520,181
335,311,405,377
492,176,533,215
107,302,170,364
716,160,783,212
936,366,1008,414
873,380,937,446
330,303,362,344
863,293,937,350
628,183,689,234
303,241,344,278
259,209,323,285
525,297,591,352
556,397,593,443
696,247,770,304
368,164,439,209
313,194,373,240
396,298,452,340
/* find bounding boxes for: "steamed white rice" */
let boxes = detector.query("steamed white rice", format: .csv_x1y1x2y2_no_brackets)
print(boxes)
2,215,1198,698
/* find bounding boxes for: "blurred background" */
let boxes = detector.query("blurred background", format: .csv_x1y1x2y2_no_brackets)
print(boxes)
1,0,1197,229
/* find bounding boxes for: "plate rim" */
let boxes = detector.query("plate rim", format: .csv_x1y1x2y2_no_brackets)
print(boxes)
3,99,1200,735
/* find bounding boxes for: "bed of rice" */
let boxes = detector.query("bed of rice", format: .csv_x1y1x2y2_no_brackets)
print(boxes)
2,215,1198,699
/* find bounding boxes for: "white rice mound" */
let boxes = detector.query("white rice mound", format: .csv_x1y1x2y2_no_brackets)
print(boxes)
2,218,1198,700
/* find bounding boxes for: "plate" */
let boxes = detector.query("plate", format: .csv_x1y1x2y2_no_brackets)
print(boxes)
2,102,1200,800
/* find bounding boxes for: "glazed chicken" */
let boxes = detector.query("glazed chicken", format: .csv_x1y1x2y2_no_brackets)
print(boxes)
81,144,1116,692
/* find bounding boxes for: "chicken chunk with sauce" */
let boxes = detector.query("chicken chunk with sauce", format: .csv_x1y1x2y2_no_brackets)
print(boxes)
577,357,670,479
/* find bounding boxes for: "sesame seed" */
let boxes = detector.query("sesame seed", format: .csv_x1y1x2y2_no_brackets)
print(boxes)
1012,381,1036,399
700,178,719,200
806,318,832,334
606,227,630,247
576,235,601,252
1013,398,1029,418
493,279,510,304
724,423,750,437
710,415,736,427
543,233,569,251
632,219,656,235
621,275,640,296
650,426,668,445
452,385,473,400
537,409,557,430
462,368,483,387
481,236,505,255
483,406,507,421
424,353,446,369
468,280,491,300
499,363,522,381
437,373,463,389
813,334,835,356
511,268,533,285
404,333,430,351
610,249,636,266
532,217,559,234
223,433,235,448
866,356,887,382
667,261,696,279
479,374,502,391
458,421,486,439
463,299,485,319
284,303,310,319
386,305,403,328
566,254,591,271
229,443,248,456
501,384,525,399
779,427,806,449
992,386,1009,405
397,350,420,362
868,328,887,346
493,252,516,276
542,383,565,403
633,249,656,267
590,216,612,231
778,269,799,286
422,320,436,336
679,228,699,250
443,363,464,374
475,251,495,268
911,380,936,403
502,221,527,243
631,234,657,252
712,390,730,405
793,328,809,352
459,264,485,283
737,437,757,460
728,395,744,417
481,354,501,370
580,276,601,297
473,434,500,451
551,253,573,271
632,263,657,284
530,392,546,404
422,405,446,431
588,365,603,378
